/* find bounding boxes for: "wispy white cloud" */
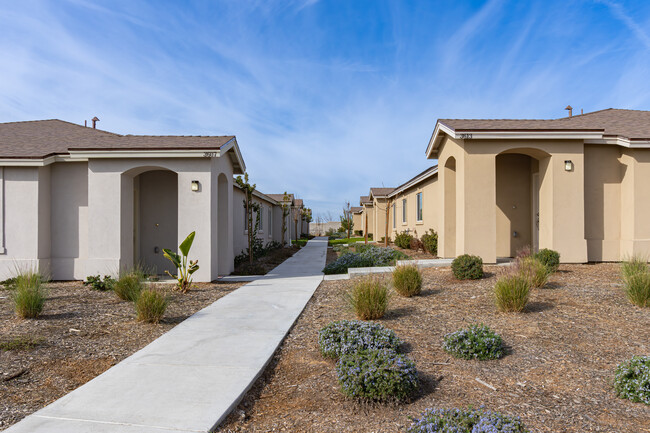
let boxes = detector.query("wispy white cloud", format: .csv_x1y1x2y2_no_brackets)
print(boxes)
596,0,650,49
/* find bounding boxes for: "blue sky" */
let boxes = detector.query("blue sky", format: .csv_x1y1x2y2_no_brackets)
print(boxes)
1,0,650,219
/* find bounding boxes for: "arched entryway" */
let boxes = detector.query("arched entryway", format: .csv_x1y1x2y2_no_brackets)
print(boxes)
495,149,550,257
443,156,457,257
132,169,178,275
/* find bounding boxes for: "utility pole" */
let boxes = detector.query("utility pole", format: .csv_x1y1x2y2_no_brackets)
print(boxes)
364,211,368,244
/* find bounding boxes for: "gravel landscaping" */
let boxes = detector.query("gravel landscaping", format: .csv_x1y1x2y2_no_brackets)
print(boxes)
217,263,650,432
0,280,243,430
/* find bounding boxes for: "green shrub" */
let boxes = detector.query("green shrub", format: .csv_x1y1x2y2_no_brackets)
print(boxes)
318,320,402,359
323,246,409,275
451,254,483,280
534,248,560,273
518,256,550,288
394,231,413,249
443,324,504,360
614,356,650,404
12,270,47,319
621,255,649,283
336,349,418,401
83,275,116,291
392,265,422,297
135,289,169,323
345,277,389,320
624,271,650,307
114,272,143,302
408,407,529,432
421,229,438,255
494,274,530,312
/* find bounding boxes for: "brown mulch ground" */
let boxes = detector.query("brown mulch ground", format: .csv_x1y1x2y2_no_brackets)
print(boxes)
218,264,650,433
0,280,243,431
232,246,301,275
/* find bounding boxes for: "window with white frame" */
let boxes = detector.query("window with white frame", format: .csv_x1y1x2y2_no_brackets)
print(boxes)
268,208,272,236
259,205,264,232
392,203,396,228
402,198,407,223
416,192,423,222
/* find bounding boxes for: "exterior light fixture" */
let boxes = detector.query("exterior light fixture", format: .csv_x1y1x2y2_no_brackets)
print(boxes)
191,180,200,191
564,160,573,171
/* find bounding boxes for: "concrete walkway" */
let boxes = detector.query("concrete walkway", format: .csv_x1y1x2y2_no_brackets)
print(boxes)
5,238,328,433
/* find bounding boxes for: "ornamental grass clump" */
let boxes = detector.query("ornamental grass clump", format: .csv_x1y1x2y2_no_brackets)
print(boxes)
336,349,418,402
443,324,504,360
451,254,483,280
12,270,47,319
621,255,648,282
345,277,389,320
318,320,402,359
518,256,550,288
392,265,422,297
322,245,409,275
113,271,143,302
494,274,530,313
614,356,650,404
407,407,529,433
621,256,650,307
135,288,169,323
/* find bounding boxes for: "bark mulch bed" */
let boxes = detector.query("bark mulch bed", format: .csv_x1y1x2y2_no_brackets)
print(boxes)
232,245,301,275
0,280,243,431
218,263,650,432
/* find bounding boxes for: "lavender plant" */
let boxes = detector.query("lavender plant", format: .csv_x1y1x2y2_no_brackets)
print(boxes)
318,320,401,359
336,349,418,401
443,324,504,360
408,407,529,433
614,356,650,404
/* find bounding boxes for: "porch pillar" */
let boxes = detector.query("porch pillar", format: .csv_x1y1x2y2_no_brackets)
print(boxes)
538,148,587,262
461,152,497,263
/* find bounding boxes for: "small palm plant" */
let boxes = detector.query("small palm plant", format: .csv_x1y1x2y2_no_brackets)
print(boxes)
163,231,199,293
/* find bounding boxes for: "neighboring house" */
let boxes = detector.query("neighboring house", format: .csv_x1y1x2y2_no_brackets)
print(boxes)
359,195,374,238
232,186,284,258
266,193,305,242
356,108,650,264
387,165,439,240
0,119,243,282
0,119,310,281
368,187,394,242
351,207,363,234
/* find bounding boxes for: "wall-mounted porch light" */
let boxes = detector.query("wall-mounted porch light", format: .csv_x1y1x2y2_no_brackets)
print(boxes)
564,160,574,171
191,180,200,192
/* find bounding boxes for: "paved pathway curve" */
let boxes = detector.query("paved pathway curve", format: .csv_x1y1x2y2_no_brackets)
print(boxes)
5,238,328,433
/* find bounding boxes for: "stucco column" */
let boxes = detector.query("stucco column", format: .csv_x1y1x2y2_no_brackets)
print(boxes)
620,149,650,257
177,171,213,282
87,163,124,275
539,150,587,262
461,152,497,263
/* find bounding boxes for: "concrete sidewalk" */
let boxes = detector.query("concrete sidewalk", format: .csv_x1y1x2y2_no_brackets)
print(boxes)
5,238,328,433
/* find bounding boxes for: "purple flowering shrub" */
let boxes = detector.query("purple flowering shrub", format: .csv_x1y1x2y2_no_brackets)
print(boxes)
336,349,418,401
443,324,504,361
614,356,650,404
318,320,401,359
408,407,529,432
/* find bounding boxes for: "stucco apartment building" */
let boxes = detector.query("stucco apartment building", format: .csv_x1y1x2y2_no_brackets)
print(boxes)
357,108,650,263
0,119,308,282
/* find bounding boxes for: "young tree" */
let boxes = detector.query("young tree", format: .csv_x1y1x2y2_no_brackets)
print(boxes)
235,173,261,264
340,201,354,240
281,192,290,246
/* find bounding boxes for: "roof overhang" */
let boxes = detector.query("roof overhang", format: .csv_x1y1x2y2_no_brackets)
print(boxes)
3,137,248,173
586,136,650,148
388,166,438,198
425,121,605,158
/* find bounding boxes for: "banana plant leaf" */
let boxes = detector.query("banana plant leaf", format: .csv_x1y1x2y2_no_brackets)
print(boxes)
179,231,196,257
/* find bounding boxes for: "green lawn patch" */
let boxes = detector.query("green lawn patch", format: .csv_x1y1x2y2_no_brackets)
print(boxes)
328,237,365,246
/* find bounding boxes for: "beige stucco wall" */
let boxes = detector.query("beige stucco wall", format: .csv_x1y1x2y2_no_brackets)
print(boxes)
362,204,374,237
389,173,439,242
372,197,389,241
352,213,363,234
232,188,282,260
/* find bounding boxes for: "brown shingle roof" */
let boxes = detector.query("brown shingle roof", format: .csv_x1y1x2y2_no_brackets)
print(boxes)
294,199,304,207
369,187,394,198
351,206,363,213
0,119,235,159
360,195,371,205
439,108,650,140
267,193,294,203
